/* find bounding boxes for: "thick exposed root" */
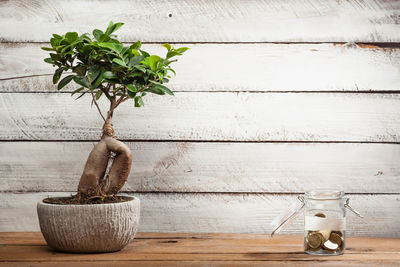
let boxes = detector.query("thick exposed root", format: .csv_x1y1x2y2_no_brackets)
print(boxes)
78,136,132,197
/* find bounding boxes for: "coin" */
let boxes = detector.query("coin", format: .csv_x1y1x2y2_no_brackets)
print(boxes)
315,213,326,218
318,230,331,241
332,230,343,237
322,239,339,251
329,232,342,247
307,232,323,249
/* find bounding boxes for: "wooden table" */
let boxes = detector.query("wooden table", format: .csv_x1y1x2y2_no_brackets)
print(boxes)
1,232,399,266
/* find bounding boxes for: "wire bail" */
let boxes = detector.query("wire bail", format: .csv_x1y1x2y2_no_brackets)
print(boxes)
270,195,305,237
345,198,363,218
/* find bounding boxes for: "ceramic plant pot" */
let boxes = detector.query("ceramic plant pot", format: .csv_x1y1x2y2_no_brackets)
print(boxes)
37,196,140,253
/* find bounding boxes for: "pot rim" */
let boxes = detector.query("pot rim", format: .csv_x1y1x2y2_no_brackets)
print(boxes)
38,195,139,207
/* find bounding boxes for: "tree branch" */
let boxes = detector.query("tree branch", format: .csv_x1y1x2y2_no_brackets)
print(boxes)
100,84,111,100
87,76,106,122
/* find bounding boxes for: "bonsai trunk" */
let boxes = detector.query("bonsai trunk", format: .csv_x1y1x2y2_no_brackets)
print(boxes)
77,101,132,199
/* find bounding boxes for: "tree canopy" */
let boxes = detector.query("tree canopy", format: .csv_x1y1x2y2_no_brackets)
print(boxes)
42,21,188,108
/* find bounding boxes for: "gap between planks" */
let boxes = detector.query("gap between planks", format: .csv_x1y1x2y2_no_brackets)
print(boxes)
1,41,400,45
3,191,400,195
1,139,400,144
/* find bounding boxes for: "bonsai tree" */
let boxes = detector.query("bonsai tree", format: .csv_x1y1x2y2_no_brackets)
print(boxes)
42,21,188,203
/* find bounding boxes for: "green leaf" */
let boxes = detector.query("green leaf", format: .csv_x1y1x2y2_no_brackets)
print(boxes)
88,66,101,82
166,51,180,58
134,65,146,73
73,76,89,88
103,71,117,79
98,33,111,43
130,41,142,50
157,84,174,95
131,49,140,56
71,87,84,96
126,84,137,92
128,55,144,67
80,33,91,41
105,21,124,35
127,90,136,98
148,55,161,71
105,21,115,35
99,42,123,54
95,90,103,100
111,22,124,34
146,85,165,95
161,43,171,50
148,82,174,95
175,47,189,53
65,32,78,43
168,67,176,76
44,58,55,64
140,50,150,57
41,47,55,51
75,92,86,100
112,58,127,67
98,42,115,50
134,96,144,107
73,65,86,76
92,71,104,89
50,37,59,47
57,75,75,90
93,29,104,41
53,69,63,84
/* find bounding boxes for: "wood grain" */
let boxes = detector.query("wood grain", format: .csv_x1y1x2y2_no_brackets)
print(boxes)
3,262,398,267
0,0,399,42
0,233,399,266
1,142,399,193
1,92,400,142
0,192,399,236
2,43,400,92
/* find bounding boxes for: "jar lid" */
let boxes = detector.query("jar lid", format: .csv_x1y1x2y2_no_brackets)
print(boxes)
305,189,344,200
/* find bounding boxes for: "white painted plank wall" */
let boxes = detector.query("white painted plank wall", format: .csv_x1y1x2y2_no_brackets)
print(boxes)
1,93,400,142
1,192,399,237
1,43,400,92
1,142,399,193
0,0,399,42
0,0,399,235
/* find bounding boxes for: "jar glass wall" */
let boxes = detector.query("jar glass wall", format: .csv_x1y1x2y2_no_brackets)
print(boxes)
304,189,346,255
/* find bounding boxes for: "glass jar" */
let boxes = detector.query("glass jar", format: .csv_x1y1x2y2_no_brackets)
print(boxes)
303,189,346,255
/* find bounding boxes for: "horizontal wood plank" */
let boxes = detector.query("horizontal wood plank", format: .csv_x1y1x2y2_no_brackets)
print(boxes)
2,232,400,251
1,92,400,142
1,43,400,92
0,0,399,42
3,262,399,267
0,233,399,266
0,192,399,236
1,142,399,193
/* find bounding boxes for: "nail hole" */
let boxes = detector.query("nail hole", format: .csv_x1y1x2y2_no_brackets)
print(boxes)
168,13,172,17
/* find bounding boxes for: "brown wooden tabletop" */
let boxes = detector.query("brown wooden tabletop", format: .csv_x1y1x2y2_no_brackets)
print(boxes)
0,232,399,266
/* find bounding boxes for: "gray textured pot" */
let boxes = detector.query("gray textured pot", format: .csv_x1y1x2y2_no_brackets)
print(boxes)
37,196,140,253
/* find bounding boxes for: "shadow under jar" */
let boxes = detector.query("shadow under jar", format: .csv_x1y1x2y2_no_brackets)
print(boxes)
304,190,346,255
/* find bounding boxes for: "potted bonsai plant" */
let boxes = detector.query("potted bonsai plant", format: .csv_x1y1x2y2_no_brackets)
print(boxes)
38,21,188,252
